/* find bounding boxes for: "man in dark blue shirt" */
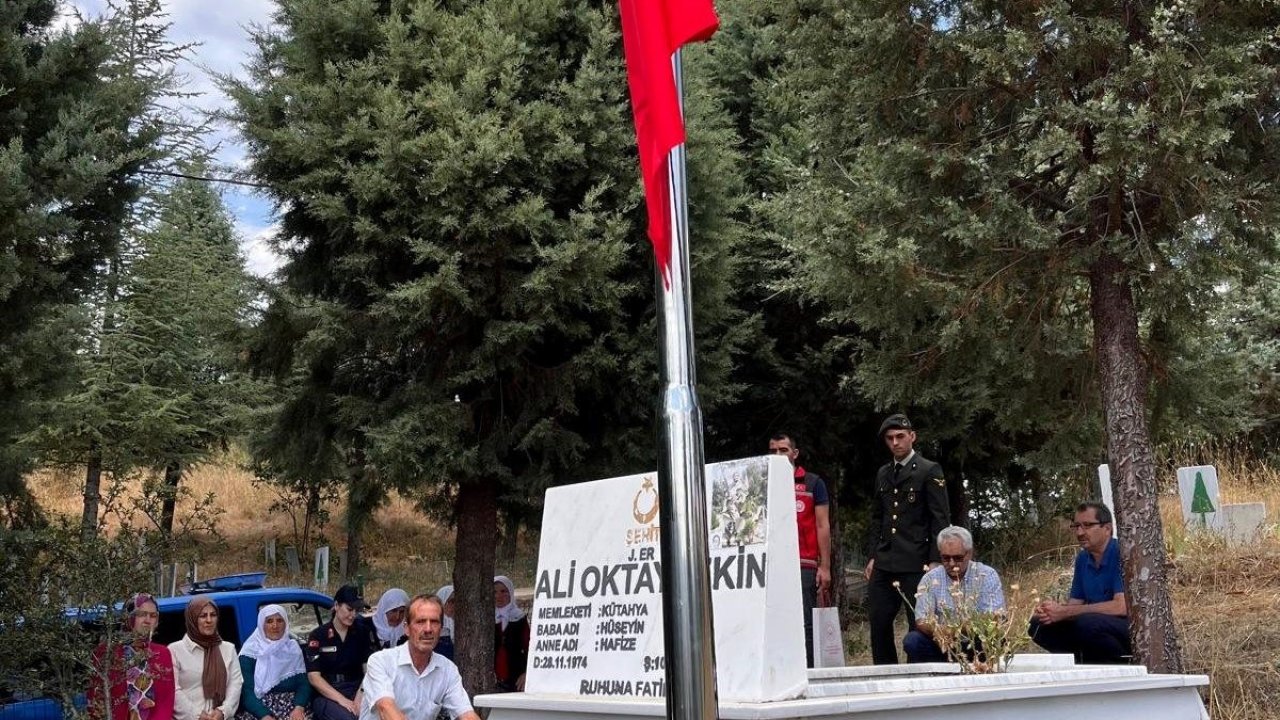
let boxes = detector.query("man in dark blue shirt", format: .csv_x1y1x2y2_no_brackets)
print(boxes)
1029,502,1131,663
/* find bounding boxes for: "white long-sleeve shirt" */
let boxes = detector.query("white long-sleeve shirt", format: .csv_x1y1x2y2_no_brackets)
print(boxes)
359,645,472,720
168,636,243,720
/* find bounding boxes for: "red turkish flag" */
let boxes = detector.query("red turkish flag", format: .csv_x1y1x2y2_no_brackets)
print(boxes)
618,0,719,284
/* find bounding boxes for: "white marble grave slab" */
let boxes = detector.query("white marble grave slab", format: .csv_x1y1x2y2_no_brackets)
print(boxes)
479,663,1209,720
1220,502,1266,546
525,455,806,703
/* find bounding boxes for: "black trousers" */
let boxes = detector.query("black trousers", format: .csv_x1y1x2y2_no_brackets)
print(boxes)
1029,613,1132,664
867,567,923,665
311,680,360,720
801,566,818,668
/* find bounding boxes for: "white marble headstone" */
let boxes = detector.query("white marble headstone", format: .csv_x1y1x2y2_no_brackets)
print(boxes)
1176,465,1221,531
313,545,330,590
1097,464,1118,531
526,455,807,703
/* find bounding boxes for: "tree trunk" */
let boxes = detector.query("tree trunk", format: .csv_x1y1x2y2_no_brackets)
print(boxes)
159,460,181,537
500,513,519,564
303,484,321,557
947,466,969,531
344,453,376,582
454,478,498,697
1088,251,1183,673
827,467,847,628
81,449,103,542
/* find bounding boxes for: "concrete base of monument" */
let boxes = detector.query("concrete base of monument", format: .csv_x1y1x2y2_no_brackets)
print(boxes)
476,658,1209,720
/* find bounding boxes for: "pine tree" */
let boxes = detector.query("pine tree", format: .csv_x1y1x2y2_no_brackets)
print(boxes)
30,173,257,541
766,0,1280,671
0,0,168,518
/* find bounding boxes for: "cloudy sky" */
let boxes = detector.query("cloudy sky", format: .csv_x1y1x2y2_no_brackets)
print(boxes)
70,0,283,277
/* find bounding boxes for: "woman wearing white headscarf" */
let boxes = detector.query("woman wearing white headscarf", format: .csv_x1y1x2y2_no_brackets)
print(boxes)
434,585,456,661
371,589,410,650
493,576,529,692
235,605,311,720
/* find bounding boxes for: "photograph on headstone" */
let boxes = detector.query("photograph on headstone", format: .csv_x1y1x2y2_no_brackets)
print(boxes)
709,458,768,549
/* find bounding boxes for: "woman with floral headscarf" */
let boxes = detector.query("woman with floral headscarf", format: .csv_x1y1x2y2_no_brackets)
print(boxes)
493,576,529,692
235,605,311,720
169,598,242,720
88,593,176,720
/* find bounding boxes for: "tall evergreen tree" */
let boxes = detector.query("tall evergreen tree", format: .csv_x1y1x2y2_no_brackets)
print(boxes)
122,175,256,535
31,173,257,539
0,0,167,518
226,0,749,692
766,0,1280,670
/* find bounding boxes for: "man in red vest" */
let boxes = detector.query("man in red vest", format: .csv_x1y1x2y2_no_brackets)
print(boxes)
769,432,831,668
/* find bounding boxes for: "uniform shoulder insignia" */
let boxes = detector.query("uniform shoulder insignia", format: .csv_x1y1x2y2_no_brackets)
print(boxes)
327,628,334,639
308,639,320,648
934,477,946,487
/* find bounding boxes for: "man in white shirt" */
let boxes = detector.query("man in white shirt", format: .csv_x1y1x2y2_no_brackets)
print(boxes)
359,595,479,720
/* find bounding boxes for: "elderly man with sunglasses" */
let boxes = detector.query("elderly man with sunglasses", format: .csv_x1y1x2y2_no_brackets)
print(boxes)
1028,501,1131,664
903,526,1005,663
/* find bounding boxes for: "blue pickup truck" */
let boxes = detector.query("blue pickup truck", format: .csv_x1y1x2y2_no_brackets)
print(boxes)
1,574,335,720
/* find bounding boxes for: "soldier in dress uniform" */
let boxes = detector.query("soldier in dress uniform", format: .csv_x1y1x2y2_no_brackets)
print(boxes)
862,414,951,664
306,585,379,720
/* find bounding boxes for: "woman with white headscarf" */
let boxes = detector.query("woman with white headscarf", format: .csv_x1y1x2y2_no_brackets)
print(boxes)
493,576,529,692
235,605,311,720
371,588,410,650
434,585,456,661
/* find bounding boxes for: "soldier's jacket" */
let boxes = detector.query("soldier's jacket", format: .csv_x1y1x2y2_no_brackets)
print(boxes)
304,617,379,683
866,453,950,573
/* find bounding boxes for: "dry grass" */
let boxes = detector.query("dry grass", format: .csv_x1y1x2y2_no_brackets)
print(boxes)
26,448,1280,718
25,452,536,602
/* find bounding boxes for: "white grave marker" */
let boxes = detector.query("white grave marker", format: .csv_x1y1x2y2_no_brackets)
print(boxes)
314,545,330,590
1097,464,1118,531
1220,502,1266,546
526,455,806,703
1176,465,1221,531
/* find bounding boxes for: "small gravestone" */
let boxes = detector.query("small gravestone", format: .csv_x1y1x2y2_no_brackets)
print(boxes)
1220,502,1266,546
285,546,301,576
1177,465,1221,531
265,538,277,570
1097,464,1118,531
314,546,330,590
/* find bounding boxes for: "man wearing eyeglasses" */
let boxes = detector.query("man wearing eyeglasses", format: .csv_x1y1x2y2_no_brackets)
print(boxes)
1029,501,1131,663
767,432,831,668
904,526,1004,663
864,414,951,665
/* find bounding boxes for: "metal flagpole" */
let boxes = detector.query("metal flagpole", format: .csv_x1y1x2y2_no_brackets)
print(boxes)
656,48,719,720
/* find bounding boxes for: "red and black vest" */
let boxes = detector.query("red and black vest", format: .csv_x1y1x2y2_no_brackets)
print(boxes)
794,466,821,568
